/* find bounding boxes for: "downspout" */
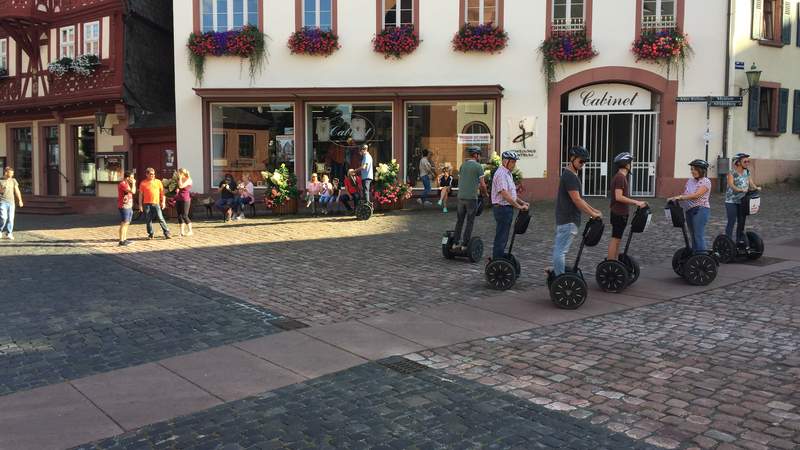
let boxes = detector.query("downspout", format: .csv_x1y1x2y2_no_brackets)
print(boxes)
720,0,734,192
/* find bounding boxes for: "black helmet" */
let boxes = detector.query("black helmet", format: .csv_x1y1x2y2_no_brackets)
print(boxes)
467,146,482,155
732,153,750,164
613,152,633,167
568,146,589,161
688,159,709,170
501,150,520,161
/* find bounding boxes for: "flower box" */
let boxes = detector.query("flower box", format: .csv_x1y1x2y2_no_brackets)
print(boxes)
187,25,266,84
452,23,508,54
288,28,340,56
632,28,692,78
539,32,597,90
373,25,420,59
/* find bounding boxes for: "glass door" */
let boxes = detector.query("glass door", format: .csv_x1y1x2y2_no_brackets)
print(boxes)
74,125,96,195
12,128,33,194
45,126,61,195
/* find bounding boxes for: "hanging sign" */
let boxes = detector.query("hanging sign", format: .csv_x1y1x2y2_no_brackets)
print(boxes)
568,84,652,111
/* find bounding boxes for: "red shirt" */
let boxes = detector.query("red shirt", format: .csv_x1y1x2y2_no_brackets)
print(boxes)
117,180,133,209
344,175,362,195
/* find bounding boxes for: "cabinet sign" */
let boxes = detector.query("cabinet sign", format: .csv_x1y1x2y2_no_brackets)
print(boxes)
568,84,652,111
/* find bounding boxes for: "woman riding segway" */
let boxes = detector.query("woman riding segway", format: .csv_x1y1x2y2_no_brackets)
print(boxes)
713,153,764,262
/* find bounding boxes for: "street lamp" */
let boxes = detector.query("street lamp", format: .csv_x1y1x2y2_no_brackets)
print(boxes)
739,63,762,96
94,111,113,135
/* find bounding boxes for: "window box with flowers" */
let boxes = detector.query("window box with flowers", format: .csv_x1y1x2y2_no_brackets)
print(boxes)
452,23,508,54
260,163,299,215
288,28,340,56
631,28,692,79
47,55,100,77
373,159,412,210
539,32,597,91
187,25,267,84
372,25,420,59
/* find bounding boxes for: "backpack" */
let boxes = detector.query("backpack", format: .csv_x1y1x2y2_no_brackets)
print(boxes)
583,218,605,247
629,206,652,233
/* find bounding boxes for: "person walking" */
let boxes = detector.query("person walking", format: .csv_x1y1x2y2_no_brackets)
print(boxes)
452,147,488,250
176,168,193,236
549,147,602,279
138,168,171,240
607,153,647,260
359,144,374,203
0,167,23,240
418,149,435,206
725,153,759,245
117,171,136,246
668,159,712,252
490,151,529,260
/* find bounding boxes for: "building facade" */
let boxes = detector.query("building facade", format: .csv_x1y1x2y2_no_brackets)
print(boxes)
0,0,174,213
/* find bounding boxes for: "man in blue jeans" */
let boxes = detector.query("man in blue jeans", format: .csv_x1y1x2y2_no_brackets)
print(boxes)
359,144,373,202
417,149,434,206
549,147,602,278
490,151,529,259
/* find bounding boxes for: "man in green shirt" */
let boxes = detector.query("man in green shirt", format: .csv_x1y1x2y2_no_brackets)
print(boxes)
452,147,488,249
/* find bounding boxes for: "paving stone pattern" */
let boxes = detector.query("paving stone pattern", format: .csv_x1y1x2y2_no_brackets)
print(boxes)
410,266,800,449
25,189,800,327
0,234,281,396
73,361,660,450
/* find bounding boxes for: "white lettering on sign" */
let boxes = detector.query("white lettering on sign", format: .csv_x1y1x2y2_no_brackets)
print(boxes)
568,84,652,111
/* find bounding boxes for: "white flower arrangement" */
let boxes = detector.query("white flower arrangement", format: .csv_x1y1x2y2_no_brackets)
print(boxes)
71,54,100,76
48,58,72,77
376,163,390,175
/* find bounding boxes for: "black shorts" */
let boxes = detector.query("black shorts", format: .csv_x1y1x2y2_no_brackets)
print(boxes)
610,213,629,239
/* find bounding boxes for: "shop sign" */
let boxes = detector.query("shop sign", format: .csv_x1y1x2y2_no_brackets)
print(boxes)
568,84,652,111
457,133,491,144
328,114,376,147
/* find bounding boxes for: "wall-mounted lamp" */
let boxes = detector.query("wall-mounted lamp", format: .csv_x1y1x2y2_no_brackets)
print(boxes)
739,63,762,96
94,111,113,135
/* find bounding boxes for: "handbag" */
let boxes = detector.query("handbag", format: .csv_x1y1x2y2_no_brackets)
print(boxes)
629,206,652,233
583,218,605,247
744,191,760,215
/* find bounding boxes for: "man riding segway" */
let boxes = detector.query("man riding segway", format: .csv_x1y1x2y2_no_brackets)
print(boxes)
490,151,529,260
442,146,489,262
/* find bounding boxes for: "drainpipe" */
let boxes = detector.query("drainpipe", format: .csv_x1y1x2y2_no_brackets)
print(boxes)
720,0,734,192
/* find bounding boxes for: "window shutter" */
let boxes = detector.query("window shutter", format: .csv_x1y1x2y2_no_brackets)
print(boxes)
778,88,789,133
752,0,763,39
792,90,800,134
782,1,792,44
748,86,761,131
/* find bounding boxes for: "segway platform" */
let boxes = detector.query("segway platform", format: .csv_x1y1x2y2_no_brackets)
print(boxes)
713,191,764,263
666,201,719,286
595,206,651,293
485,209,531,290
549,217,604,309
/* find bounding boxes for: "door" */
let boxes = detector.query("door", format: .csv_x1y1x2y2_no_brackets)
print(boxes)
629,113,659,197
12,128,33,194
137,143,177,182
560,113,610,197
44,126,61,195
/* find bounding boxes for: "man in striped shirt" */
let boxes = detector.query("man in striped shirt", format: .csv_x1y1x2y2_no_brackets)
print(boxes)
490,151,529,259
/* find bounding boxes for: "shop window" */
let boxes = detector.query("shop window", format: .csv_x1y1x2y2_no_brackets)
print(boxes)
201,0,259,32
308,103,393,182
552,0,585,33
60,26,75,59
96,154,127,183
752,0,792,45
12,128,33,194
302,0,334,31
382,0,414,29
757,86,775,131
406,100,496,188
748,83,789,135
74,125,96,195
210,104,294,189
642,0,675,29
464,0,499,26
83,21,100,57
0,39,7,75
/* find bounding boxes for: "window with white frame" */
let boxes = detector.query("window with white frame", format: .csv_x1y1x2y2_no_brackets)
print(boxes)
201,0,259,32
552,0,585,32
383,0,413,29
0,39,7,74
83,21,100,56
60,26,75,59
303,0,332,30
642,0,675,29
465,0,497,25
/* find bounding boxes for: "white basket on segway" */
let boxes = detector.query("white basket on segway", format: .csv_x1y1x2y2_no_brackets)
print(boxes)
712,190,764,263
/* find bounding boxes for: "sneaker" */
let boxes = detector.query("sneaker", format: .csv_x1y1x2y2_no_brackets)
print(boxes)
186,231,193,236
8,234,16,240
234,216,241,221
416,198,423,205
118,240,125,246
443,208,448,213
437,199,442,206
147,234,154,240
164,233,172,240
424,201,433,206
121,240,132,246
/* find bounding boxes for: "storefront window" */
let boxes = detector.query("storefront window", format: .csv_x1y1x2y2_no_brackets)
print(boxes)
307,103,392,182
210,104,295,189
12,128,33,194
405,100,495,188
74,125,96,195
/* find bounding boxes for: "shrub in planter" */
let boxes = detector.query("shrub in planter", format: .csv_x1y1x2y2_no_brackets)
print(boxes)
260,164,298,210
288,28,340,56
452,23,508,54
632,28,692,79
48,57,73,77
539,32,597,90
373,25,420,59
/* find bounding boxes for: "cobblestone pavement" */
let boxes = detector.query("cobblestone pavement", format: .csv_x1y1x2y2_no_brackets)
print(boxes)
73,360,659,450
410,266,800,450
21,188,800,326
0,233,281,396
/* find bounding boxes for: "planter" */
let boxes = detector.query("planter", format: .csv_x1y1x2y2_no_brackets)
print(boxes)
270,198,298,215
376,199,404,212
373,25,420,59
452,23,508,54
288,28,340,56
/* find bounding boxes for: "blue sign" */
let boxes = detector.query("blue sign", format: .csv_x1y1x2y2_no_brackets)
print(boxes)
735,61,745,70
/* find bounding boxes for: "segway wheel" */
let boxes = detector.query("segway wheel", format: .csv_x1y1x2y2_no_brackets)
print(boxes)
595,260,630,293
683,254,717,286
467,237,484,263
617,254,640,286
505,253,521,276
485,259,517,290
745,231,764,260
550,273,587,310
355,202,373,221
713,235,736,264
442,232,455,260
672,247,692,277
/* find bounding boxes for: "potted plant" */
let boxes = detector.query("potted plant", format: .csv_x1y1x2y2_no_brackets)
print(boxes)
161,171,180,218
452,23,508,54
48,57,73,77
260,163,299,214
632,28,692,79
71,54,100,75
372,25,420,59
187,25,267,84
539,32,597,90
288,28,340,56
373,159,412,210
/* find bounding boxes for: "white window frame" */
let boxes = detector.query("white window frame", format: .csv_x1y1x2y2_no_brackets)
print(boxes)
552,0,585,32
83,21,100,57
201,0,257,32
465,0,497,25
382,0,414,29
59,26,75,59
642,0,676,29
0,39,7,73
302,0,333,30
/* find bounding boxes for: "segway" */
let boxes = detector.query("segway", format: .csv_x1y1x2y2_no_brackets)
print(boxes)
548,218,605,309
484,208,531,290
666,201,719,286
595,206,652,293
442,197,486,263
713,190,764,263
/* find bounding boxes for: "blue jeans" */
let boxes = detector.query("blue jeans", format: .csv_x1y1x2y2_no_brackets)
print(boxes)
421,175,432,201
725,202,747,244
685,206,710,252
552,223,578,276
363,179,372,202
144,204,170,237
492,205,514,259
0,201,15,235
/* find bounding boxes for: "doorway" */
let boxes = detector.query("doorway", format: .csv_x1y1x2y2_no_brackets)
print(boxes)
12,128,33,194
137,143,177,181
44,126,61,195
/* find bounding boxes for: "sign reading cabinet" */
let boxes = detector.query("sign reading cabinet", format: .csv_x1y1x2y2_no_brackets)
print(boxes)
568,84,653,112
